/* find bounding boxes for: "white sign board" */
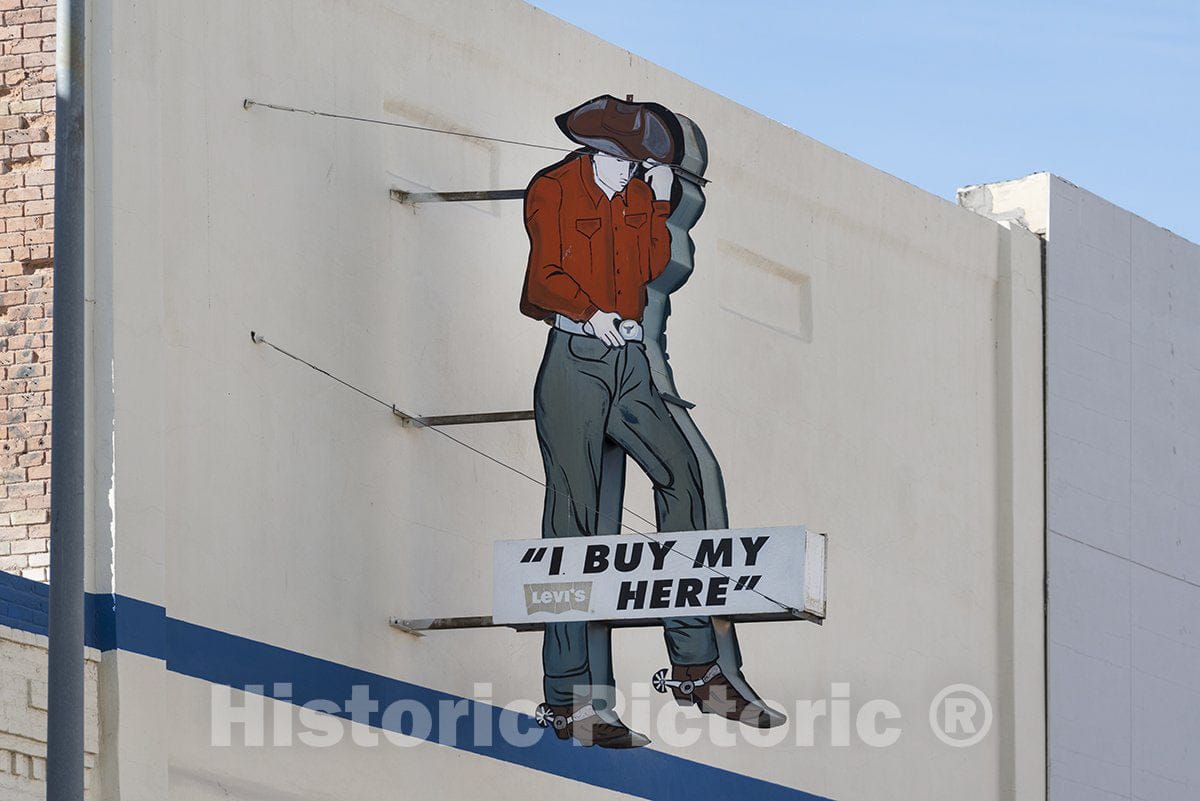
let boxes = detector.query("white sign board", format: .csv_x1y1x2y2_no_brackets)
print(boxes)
492,526,825,625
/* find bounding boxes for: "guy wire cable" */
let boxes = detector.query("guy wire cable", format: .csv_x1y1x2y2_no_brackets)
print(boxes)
243,99,573,154
250,330,800,616
242,99,712,186
250,330,653,535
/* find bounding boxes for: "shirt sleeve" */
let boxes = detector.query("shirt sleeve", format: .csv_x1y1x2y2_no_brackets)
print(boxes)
647,199,673,281
522,176,599,322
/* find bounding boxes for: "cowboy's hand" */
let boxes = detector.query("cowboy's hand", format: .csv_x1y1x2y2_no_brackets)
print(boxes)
586,310,625,348
644,163,675,201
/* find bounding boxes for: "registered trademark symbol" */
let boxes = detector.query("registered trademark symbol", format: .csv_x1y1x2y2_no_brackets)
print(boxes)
929,684,992,747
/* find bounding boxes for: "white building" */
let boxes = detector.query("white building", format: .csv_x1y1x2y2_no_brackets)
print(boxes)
0,2,1194,800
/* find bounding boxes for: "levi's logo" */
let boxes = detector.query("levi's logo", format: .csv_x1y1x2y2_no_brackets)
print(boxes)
524,582,592,614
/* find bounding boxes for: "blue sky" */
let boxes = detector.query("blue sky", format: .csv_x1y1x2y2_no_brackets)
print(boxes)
529,0,1199,243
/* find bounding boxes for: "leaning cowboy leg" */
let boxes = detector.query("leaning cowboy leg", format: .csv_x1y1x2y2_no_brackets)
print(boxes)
609,344,785,728
605,344,718,666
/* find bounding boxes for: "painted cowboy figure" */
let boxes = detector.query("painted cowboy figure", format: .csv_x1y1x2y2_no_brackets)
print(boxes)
520,95,782,748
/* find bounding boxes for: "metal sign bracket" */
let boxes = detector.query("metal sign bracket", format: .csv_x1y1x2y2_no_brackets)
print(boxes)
392,406,535,428
390,609,823,639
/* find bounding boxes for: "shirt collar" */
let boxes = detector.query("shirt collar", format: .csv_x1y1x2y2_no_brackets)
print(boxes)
578,154,607,208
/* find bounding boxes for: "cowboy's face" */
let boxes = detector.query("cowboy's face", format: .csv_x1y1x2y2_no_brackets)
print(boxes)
592,151,636,192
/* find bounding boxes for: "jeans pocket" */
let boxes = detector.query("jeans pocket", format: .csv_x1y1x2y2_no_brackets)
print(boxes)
566,334,610,362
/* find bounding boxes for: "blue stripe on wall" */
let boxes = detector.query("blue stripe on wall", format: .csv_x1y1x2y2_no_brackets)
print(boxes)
86,590,167,657
0,567,49,636
1,570,832,801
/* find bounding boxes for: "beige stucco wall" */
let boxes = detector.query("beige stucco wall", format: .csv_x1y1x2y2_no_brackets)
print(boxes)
81,1,1045,799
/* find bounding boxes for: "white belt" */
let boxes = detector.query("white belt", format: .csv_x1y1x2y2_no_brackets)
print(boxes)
554,314,644,342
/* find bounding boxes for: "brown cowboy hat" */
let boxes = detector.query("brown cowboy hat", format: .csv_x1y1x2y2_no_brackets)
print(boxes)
556,95,679,164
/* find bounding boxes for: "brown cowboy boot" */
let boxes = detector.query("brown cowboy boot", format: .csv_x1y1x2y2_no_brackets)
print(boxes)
658,662,784,729
535,703,651,748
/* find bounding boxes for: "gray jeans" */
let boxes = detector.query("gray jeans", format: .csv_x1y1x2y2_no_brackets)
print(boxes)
534,329,719,706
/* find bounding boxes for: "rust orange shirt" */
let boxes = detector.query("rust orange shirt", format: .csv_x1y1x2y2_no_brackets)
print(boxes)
520,155,672,323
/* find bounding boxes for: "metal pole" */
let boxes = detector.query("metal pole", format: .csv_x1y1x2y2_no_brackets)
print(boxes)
390,188,526,205
47,0,86,798
392,407,535,427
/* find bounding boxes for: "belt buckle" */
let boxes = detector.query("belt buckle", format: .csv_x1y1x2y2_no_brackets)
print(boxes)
619,320,643,341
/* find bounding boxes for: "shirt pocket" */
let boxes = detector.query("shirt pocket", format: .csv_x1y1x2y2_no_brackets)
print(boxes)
623,212,647,229
575,217,602,238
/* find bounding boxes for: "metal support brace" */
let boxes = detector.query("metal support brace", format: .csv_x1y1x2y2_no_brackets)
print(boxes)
391,188,525,205
389,610,821,638
389,616,542,636
393,407,535,427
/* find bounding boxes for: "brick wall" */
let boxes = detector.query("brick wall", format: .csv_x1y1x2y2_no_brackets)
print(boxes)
0,0,54,583
0,626,99,800
0,573,99,800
